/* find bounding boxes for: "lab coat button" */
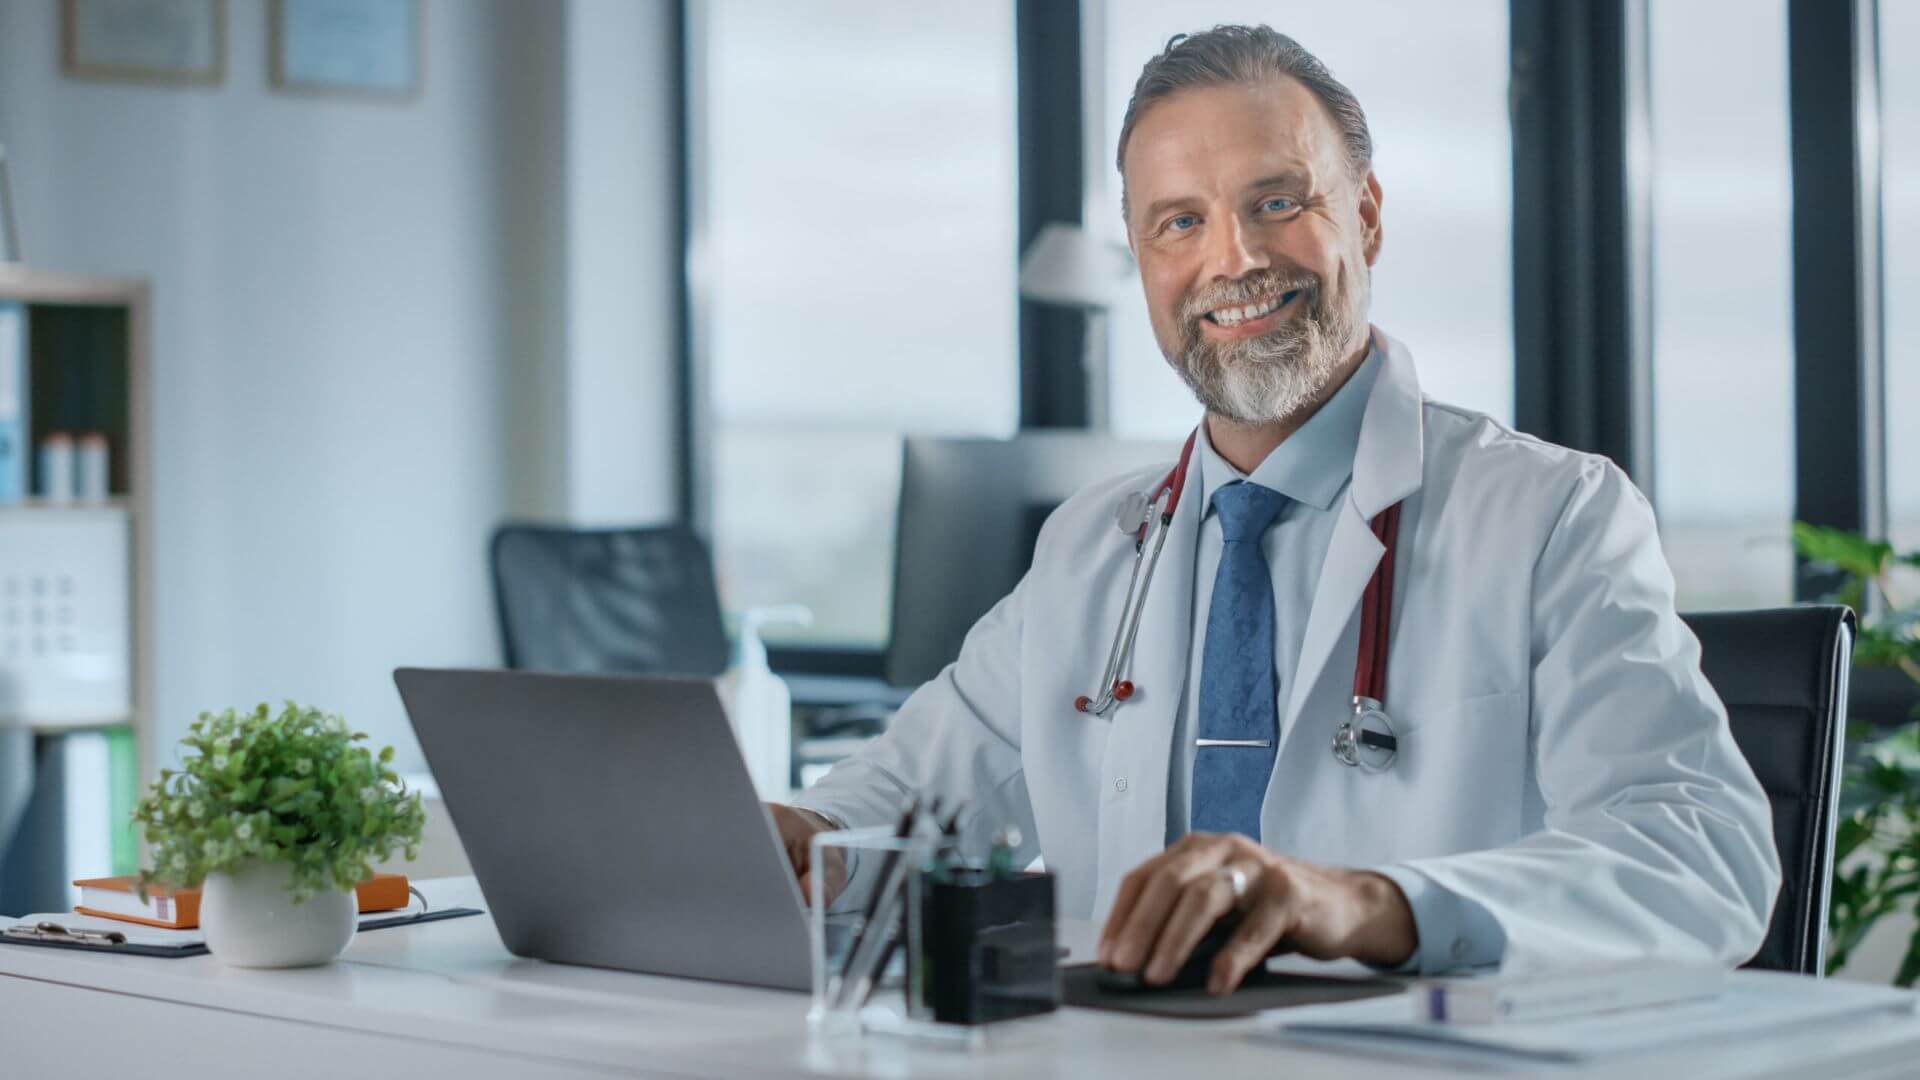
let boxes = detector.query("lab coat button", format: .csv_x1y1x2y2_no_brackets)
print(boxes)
1114,777,1128,793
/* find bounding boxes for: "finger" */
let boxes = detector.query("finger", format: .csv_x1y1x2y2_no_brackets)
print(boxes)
1144,869,1236,984
773,821,809,871
1108,844,1231,972
821,847,848,905
1210,870,1289,995
1099,852,1167,963
797,869,817,905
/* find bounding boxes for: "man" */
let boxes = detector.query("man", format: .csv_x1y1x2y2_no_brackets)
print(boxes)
770,25,1780,994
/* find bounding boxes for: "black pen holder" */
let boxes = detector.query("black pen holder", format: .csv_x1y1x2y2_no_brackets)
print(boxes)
915,868,1059,1026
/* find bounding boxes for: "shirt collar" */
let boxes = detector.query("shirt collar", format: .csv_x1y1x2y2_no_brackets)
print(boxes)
1196,343,1382,514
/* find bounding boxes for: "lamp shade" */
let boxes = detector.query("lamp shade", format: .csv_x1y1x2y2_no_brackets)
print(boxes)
1018,223,1132,309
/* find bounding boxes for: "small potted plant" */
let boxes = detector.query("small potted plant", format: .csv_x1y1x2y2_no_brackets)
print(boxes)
134,702,427,968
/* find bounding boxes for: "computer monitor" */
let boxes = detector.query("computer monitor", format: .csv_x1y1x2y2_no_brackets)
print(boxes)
885,432,1178,688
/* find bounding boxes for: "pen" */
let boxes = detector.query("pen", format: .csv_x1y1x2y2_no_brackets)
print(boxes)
831,798,921,1009
988,826,1022,878
861,800,968,1009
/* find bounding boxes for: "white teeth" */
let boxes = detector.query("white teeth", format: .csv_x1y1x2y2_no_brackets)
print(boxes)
1211,293,1285,326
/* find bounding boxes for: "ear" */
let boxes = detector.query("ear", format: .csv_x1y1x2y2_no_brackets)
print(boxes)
1357,170,1384,266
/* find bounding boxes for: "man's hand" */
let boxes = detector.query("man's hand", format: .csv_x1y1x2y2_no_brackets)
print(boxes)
767,803,848,908
1096,832,1417,995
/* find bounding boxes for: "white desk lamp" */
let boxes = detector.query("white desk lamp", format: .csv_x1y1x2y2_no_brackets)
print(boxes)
1018,223,1133,430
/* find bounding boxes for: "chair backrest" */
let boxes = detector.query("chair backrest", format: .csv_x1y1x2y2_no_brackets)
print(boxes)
490,523,731,678
1683,605,1855,975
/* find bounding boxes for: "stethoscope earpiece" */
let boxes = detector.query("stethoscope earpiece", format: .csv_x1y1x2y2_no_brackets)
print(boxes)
1113,491,1152,537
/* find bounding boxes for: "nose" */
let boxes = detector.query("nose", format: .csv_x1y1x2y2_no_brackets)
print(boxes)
1204,212,1270,282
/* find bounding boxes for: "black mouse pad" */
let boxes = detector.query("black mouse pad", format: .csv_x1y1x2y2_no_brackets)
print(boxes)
1060,962,1404,1020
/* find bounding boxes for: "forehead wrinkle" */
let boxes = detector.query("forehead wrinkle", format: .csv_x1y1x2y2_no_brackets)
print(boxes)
1122,80,1344,222
1134,147,1321,224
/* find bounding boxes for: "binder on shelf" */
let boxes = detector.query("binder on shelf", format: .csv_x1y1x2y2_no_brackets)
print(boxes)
0,300,24,504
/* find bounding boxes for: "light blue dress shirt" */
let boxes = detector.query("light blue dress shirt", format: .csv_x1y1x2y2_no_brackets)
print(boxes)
1167,345,1505,973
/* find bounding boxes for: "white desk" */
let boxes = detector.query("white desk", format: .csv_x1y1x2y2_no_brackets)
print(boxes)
5,877,1918,1079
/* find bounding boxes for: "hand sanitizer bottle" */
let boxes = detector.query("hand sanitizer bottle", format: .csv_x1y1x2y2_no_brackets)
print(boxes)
715,605,812,800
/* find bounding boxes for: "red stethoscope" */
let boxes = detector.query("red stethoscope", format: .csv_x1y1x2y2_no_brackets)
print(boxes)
1073,429,1404,771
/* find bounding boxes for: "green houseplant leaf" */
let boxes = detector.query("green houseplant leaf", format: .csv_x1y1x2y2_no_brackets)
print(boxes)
132,703,426,904
1792,522,1894,578
1795,524,1920,982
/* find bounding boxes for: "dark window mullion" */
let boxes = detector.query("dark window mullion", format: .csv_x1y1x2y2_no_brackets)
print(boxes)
1511,0,1653,488
1788,0,1888,602
1016,0,1087,429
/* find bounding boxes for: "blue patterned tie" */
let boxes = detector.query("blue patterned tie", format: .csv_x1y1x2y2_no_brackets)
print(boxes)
1192,481,1289,840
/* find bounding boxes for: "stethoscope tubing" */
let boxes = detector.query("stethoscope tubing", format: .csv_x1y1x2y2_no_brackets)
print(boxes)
1076,426,1404,772
1080,501,1170,716
1076,431,1198,717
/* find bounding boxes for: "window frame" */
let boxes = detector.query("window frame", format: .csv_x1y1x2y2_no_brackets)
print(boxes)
674,0,1896,679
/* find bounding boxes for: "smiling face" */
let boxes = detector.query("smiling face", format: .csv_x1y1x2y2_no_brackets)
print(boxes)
1121,76,1383,425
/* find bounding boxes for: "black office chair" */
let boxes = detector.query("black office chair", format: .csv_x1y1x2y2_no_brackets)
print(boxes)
490,523,731,677
1683,605,1855,975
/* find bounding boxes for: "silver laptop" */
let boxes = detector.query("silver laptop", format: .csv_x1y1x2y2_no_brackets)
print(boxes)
394,667,814,991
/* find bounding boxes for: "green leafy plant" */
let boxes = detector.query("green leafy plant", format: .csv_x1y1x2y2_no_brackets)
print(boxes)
133,703,426,903
1792,523,1920,981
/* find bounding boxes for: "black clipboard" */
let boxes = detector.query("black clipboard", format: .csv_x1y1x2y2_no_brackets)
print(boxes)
0,906,484,959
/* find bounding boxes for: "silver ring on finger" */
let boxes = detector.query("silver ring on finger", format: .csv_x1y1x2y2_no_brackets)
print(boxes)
1216,864,1249,905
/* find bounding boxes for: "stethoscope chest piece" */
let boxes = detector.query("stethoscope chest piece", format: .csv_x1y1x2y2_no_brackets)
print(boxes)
1333,696,1399,771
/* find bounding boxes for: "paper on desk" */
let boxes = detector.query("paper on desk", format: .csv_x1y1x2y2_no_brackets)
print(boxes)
1260,974,1918,1065
10,912,205,947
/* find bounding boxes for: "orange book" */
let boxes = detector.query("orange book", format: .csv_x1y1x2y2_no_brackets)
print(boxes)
72,872,410,929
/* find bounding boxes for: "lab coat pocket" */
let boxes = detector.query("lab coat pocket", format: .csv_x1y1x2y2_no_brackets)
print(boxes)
1386,690,1529,853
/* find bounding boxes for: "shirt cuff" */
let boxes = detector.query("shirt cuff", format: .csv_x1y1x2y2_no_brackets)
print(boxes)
1371,864,1507,974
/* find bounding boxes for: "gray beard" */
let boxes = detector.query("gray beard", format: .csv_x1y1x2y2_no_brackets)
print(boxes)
1170,270,1366,425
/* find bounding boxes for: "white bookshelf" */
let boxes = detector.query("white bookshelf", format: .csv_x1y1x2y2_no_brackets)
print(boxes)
0,264,151,894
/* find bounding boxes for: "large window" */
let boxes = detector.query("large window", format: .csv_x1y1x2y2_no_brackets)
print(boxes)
1648,0,1796,609
1887,0,1920,553
688,2,1896,651
691,2,1018,648
1096,1,1515,437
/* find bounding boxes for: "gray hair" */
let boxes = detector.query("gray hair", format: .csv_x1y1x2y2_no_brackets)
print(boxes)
1116,25,1373,211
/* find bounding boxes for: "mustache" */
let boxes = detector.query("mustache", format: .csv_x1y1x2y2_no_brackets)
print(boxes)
1178,268,1321,325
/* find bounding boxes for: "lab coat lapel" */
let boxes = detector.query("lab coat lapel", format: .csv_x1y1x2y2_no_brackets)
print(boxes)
1093,426,1204,916
1277,331,1425,757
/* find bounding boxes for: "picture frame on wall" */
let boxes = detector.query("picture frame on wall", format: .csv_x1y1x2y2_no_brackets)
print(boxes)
63,0,227,86
270,0,423,102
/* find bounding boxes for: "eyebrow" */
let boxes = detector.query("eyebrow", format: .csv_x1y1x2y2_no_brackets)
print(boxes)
1246,170,1313,193
1139,194,1200,224
1137,170,1316,224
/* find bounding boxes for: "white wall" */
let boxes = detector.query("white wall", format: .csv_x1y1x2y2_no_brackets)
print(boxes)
564,0,682,525
0,0,682,777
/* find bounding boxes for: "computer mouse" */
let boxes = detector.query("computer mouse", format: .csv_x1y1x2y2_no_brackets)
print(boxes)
1096,911,1250,993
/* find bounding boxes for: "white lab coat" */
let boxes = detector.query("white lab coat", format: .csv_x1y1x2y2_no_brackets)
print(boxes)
795,332,1781,971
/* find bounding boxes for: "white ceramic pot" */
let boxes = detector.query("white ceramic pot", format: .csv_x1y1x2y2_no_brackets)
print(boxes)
201,859,355,968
